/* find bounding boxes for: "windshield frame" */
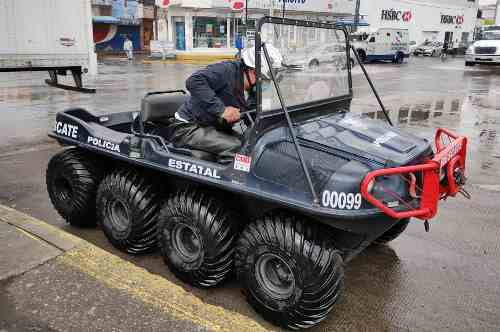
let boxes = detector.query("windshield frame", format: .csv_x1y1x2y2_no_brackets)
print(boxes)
254,16,353,120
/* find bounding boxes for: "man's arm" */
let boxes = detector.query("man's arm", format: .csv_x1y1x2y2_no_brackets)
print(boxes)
185,64,227,117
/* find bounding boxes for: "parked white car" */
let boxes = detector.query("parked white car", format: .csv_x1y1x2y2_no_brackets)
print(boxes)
413,41,443,57
465,29,500,66
283,43,357,70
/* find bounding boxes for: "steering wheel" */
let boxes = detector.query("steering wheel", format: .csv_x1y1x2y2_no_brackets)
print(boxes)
218,109,257,128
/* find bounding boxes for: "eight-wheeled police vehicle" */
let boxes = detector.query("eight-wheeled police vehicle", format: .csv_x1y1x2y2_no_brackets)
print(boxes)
46,17,468,330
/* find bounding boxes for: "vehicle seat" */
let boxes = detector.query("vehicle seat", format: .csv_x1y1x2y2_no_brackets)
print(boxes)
141,93,188,125
140,94,216,162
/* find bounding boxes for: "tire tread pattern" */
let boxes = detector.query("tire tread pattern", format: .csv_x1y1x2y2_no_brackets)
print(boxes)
46,148,102,227
97,169,162,254
235,213,344,330
158,189,239,288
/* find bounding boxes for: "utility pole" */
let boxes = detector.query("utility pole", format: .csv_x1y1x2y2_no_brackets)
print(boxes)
354,0,360,32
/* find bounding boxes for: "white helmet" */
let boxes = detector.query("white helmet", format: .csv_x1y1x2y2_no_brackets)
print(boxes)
241,44,283,79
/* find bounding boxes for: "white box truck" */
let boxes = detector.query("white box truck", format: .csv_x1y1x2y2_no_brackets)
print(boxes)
0,0,97,93
351,28,410,64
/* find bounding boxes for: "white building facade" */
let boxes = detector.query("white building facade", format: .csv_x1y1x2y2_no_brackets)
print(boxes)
360,0,479,46
156,0,355,52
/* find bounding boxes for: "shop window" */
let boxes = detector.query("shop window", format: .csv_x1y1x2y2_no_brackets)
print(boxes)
230,18,256,47
193,17,228,48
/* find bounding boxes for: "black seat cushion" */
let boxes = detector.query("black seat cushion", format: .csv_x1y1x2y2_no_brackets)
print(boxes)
140,94,188,123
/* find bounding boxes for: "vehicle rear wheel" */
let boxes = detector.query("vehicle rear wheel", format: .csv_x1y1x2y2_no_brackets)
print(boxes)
374,218,411,244
46,148,103,227
308,59,320,69
357,49,367,63
158,189,239,288
465,61,475,67
394,52,404,64
235,213,344,330
97,169,163,254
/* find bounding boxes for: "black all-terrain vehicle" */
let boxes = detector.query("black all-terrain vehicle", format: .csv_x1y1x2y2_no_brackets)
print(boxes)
46,18,469,330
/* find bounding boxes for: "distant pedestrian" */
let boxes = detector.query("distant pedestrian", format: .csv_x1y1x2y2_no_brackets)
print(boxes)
124,36,134,61
235,33,244,58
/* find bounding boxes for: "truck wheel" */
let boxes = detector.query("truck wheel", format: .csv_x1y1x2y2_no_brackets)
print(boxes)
97,169,162,254
308,59,320,69
158,189,239,288
46,148,102,227
394,52,404,64
374,218,410,244
357,49,367,63
235,213,344,330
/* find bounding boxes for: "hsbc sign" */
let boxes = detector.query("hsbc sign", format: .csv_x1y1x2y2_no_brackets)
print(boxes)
381,9,413,22
440,15,464,25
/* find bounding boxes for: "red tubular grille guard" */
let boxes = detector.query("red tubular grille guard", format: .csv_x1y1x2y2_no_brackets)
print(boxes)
360,128,468,220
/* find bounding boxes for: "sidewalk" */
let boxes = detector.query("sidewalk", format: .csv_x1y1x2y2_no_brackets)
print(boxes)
0,205,271,332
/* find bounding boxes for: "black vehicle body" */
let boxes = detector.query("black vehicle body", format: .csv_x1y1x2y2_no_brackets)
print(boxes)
47,17,469,330
49,17,435,261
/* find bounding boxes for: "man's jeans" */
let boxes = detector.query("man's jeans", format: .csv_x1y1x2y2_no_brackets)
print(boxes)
167,121,242,164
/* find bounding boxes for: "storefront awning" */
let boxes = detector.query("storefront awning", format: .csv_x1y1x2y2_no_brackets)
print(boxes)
93,16,120,24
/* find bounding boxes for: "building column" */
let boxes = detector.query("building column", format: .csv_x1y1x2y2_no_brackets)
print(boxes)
185,12,193,50
227,17,231,48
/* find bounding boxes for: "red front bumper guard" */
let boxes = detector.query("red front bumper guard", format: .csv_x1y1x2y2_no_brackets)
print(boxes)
360,128,468,220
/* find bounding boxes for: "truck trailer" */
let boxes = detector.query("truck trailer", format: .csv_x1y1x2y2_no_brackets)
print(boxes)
0,0,97,93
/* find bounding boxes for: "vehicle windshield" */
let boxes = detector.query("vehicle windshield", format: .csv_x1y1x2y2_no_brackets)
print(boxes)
259,21,350,112
351,33,369,41
481,31,500,40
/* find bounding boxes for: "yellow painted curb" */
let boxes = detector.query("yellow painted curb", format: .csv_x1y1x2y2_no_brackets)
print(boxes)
0,204,273,332
59,245,272,332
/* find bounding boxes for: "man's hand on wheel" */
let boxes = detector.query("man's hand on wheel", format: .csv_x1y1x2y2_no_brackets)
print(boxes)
222,106,241,123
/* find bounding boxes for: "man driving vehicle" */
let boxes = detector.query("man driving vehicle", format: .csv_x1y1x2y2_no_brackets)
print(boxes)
169,44,282,164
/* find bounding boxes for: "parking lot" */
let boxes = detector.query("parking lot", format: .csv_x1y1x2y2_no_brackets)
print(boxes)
1,56,500,331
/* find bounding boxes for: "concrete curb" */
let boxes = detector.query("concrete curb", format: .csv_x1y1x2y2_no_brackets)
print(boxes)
0,204,273,332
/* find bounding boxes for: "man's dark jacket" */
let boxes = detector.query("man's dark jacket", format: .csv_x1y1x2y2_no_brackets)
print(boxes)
177,60,249,127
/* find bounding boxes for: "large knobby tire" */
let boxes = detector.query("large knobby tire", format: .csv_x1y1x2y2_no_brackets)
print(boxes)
235,214,344,330
157,189,239,288
97,169,162,254
46,148,103,227
374,218,411,244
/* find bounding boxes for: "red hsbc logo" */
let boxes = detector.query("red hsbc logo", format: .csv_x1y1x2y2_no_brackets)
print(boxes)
229,0,245,11
402,11,412,22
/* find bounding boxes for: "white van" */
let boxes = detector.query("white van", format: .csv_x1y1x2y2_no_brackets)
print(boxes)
465,27,500,67
351,28,410,64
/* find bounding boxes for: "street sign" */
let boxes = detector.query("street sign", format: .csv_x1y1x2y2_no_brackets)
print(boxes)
156,0,171,8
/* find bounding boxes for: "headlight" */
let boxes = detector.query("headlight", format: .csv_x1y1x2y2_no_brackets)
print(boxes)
466,46,474,55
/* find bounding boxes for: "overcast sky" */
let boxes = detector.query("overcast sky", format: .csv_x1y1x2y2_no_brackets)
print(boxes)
480,0,497,5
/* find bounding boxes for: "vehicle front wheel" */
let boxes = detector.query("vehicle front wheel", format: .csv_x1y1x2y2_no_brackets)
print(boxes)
235,213,344,330
46,148,103,227
97,169,163,254
374,218,411,244
158,189,239,288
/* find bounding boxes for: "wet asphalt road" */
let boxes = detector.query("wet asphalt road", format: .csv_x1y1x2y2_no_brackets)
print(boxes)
1,57,500,331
